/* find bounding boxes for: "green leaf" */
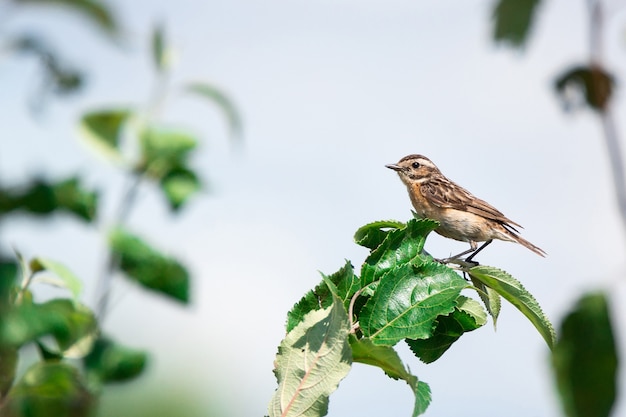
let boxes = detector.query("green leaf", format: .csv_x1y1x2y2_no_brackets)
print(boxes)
2,361,95,417
360,262,468,346
15,0,120,37
160,168,201,211
552,292,617,417
36,341,64,361
470,275,501,328
0,177,97,222
29,257,82,299
406,296,486,364
0,345,18,398
11,34,85,99
269,297,352,417
79,109,131,159
492,0,541,47
287,261,359,332
412,382,432,417
186,82,243,140
469,265,555,349
286,261,359,332
360,218,438,286
554,66,614,112
108,228,189,303
0,180,54,216
354,220,405,250
140,125,197,179
51,177,98,222
152,23,168,72
350,335,431,416
0,299,97,356
84,336,148,385
138,125,202,210
0,259,18,309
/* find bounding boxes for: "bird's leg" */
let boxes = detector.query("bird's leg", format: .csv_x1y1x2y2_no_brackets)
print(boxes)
438,241,478,264
439,240,493,265
465,239,493,263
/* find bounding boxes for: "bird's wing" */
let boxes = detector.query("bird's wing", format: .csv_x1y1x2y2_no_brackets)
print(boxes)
420,177,522,230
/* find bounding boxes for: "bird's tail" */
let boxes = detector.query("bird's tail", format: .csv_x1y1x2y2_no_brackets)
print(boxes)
512,234,546,257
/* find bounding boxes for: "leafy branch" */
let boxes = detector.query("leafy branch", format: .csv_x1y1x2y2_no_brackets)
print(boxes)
83,25,241,320
269,218,554,417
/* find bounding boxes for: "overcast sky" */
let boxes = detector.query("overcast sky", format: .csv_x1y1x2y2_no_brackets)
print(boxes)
3,1,626,416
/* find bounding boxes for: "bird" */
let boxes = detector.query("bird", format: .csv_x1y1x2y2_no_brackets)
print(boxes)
386,154,546,261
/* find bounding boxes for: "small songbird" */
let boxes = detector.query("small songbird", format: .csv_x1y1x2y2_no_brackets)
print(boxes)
386,154,545,261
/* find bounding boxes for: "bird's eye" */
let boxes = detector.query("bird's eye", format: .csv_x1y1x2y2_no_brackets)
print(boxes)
412,162,420,169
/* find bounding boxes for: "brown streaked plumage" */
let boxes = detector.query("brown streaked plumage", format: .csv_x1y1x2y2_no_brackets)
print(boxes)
386,154,545,260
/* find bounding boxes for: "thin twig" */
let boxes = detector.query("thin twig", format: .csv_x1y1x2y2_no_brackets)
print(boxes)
94,45,172,321
348,287,365,333
600,110,626,235
587,0,626,237
94,172,143,320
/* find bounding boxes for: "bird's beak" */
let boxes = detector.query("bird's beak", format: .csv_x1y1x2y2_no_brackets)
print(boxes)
385,164,402,171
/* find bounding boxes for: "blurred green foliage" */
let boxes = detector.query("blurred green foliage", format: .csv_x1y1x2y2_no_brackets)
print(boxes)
2,362,95,417
555,66,614,112
492,0,541,47
0,177,98,222
552,293,618,417
108,228,190,303
1,1,241,416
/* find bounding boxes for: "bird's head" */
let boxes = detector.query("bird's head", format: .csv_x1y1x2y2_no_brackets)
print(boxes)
385,154,441,184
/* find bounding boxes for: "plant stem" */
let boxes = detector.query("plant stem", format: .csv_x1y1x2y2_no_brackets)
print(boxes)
95,172,143,321
587,0,626,236
600,109,626,235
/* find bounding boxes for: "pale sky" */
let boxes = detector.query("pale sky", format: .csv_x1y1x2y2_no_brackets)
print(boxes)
3,1,626,416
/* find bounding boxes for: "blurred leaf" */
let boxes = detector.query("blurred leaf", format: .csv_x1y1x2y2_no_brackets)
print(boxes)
1,361,95,417
152,23,169,72
469,265,555,349
139,125,202,210
186,82,243,140
554,65,614,111
84,336,148,385
36,340,64,361
50,67,83,94
0,259,18,309
51,177,98,222
360,218,438,286
108,228,189,303
286,260,358,332
269,297,351,417
0,177,97,222
350,335,431,416
140,125,197,178
0,180,56,215
0,299,97,355
0,345,18,398
160,168,201,212
80,109,131,159
354,220,405,250
406,296,486,363
492,0,541,47
552,292,617,417
360,262,468,346
15,0,120,36
12,34,85,103
29,257,82,299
